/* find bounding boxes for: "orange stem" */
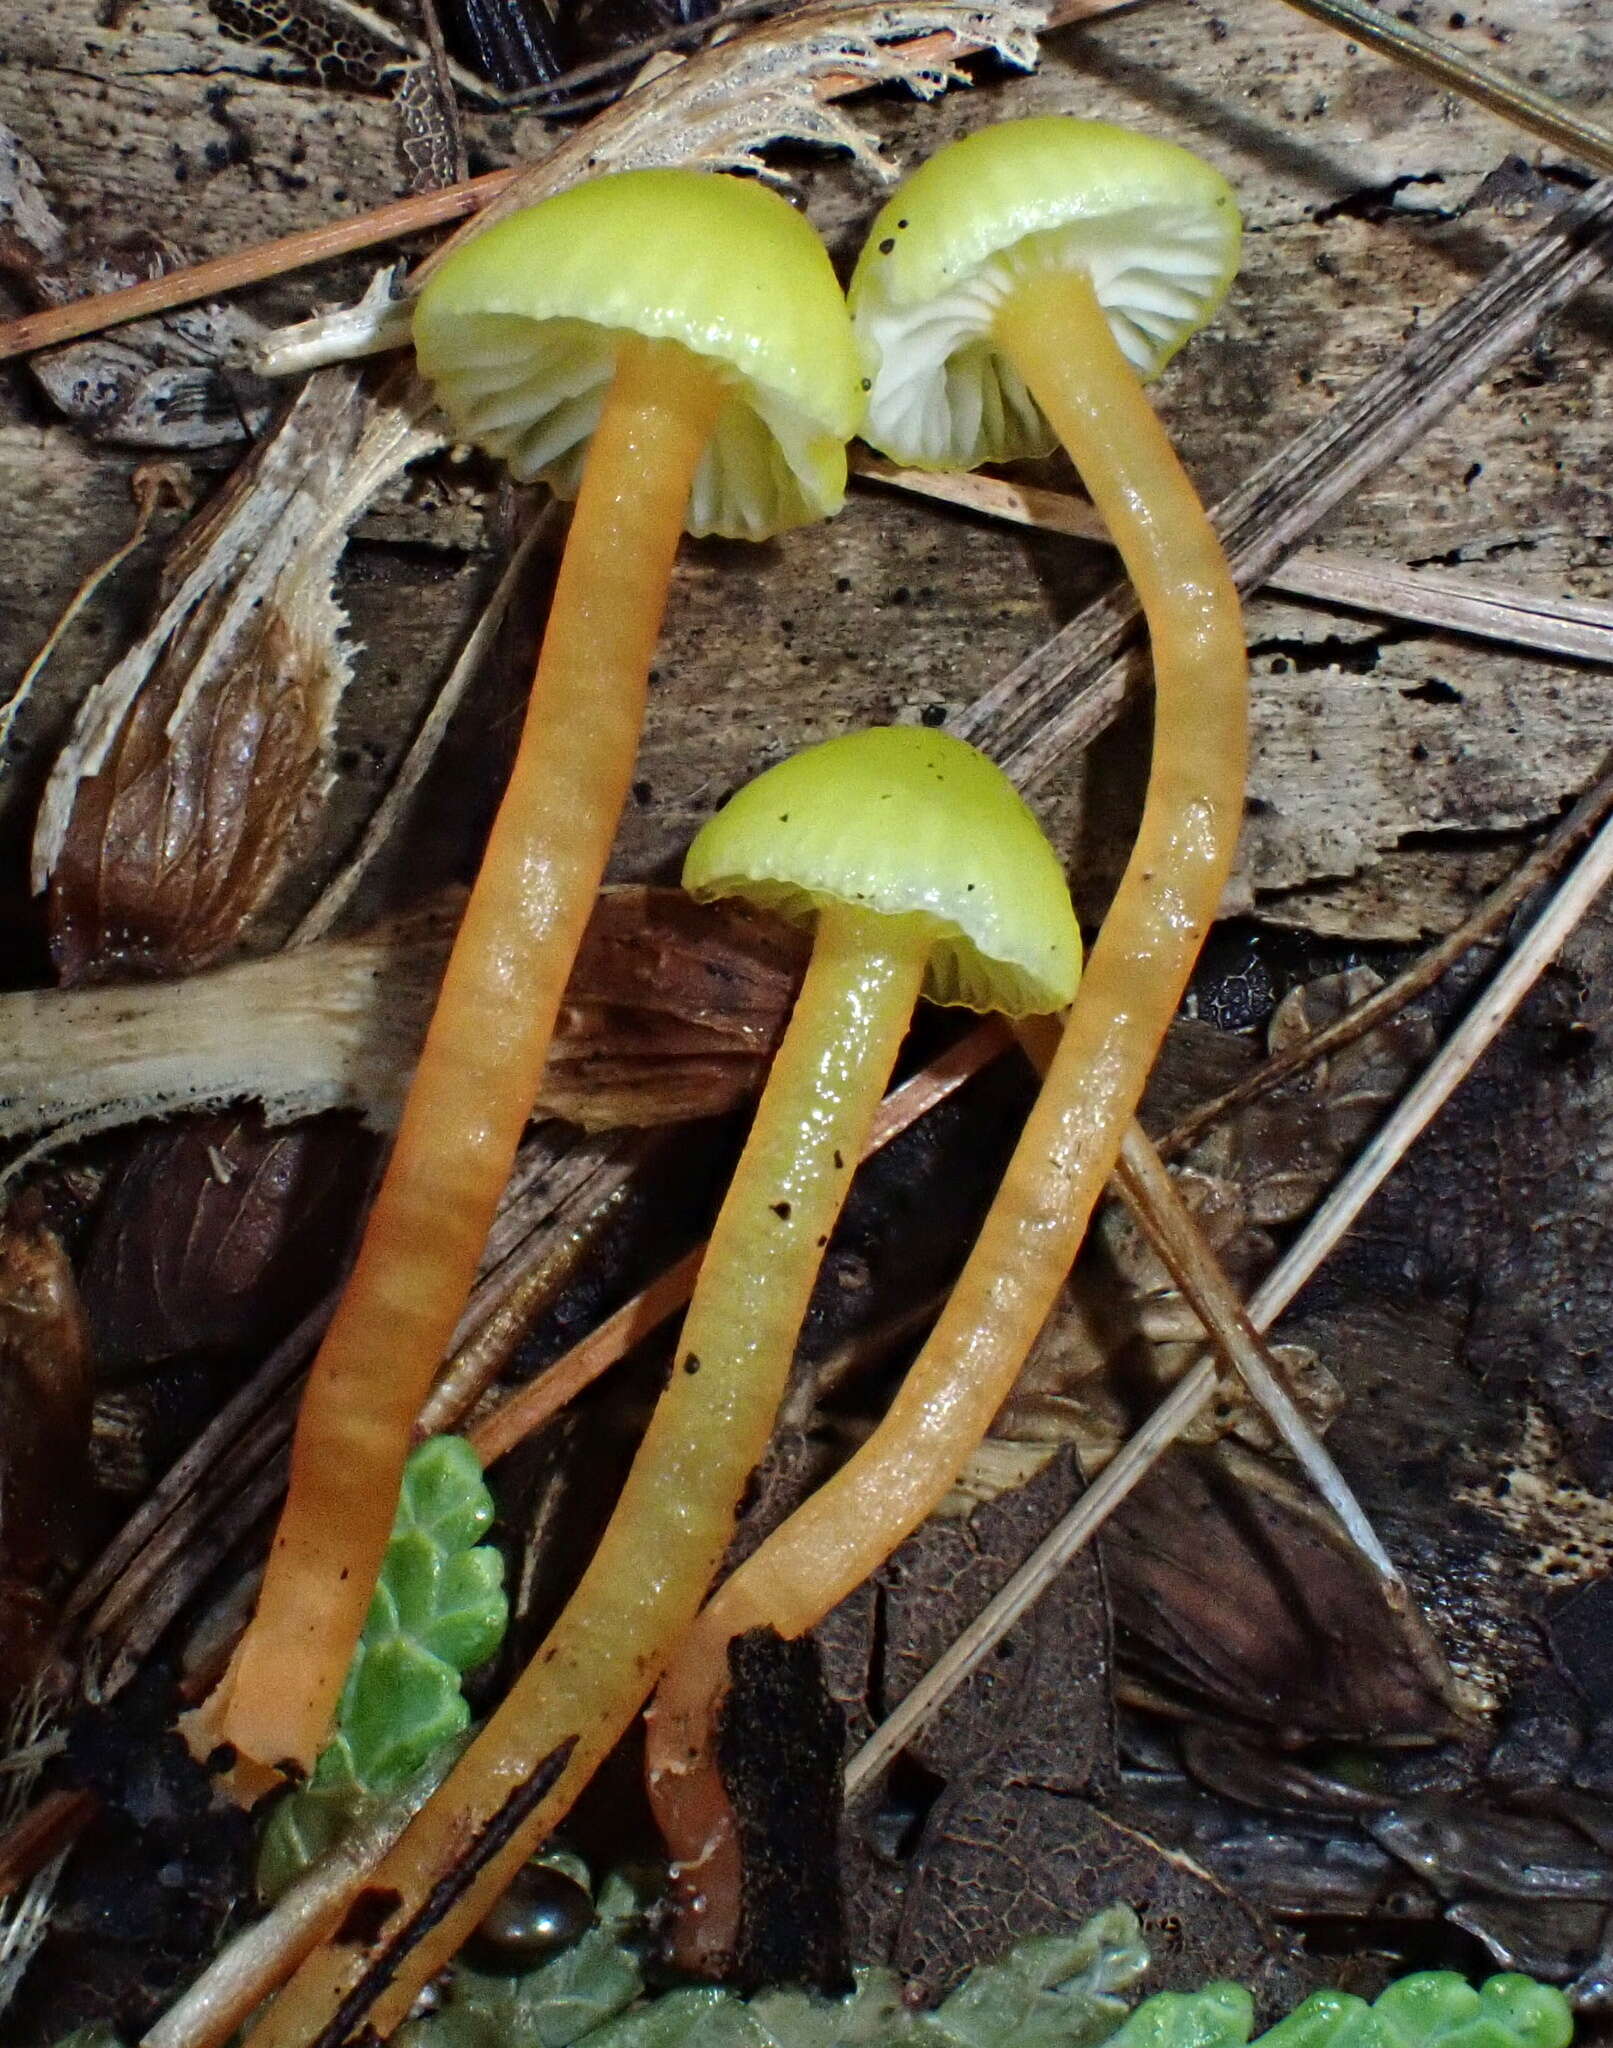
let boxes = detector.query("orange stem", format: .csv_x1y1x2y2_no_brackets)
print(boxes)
242,905,924,2048
646,267,1249,1966
194,335,725,1784
465,1017,1010,1468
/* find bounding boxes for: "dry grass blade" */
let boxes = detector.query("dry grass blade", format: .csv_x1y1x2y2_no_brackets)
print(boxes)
418,1137,649,1438
1278,0,1613,177
954,179,1613,787
847,807,1613,1788
140,1744,466,2048
854,457,1613,666
1018,1008,1466,1713
1111,1123,1470,1715
65,1297,331,1625
0,176,513,365
0,1853,66,2009
1162,752,1613,1156
1247,805,1613,1327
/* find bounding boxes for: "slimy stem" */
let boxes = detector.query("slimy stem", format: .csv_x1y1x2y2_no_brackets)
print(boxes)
648,267,1248,1962
200,335,726,1786
241,901,924,2048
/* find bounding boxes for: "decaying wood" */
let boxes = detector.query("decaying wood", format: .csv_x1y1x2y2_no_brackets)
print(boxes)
954,176,1613,787
0,467,194,762
288,510,551,946
1276,0,1613,177
4,3,1611,944
0,0,1074,365
1161,750,1613,1157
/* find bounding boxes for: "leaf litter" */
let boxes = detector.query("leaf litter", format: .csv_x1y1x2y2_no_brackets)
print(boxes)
3,0,1613,2031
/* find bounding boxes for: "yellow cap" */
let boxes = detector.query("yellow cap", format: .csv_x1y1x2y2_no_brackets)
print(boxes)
415,169,865,540
849,118,1240,469
685,727,1080,1016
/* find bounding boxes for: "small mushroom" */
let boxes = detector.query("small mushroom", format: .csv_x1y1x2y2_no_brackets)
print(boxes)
238,729,1075,2042
200,168,863,1786
643,725,1076,1956
647,119,1250,1969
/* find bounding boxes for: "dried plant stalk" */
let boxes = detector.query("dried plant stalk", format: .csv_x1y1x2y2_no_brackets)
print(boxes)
1279,0,1613,176
0,889,804,1175
854,456,1613,666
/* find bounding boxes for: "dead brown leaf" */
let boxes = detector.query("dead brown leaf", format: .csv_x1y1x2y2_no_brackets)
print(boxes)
1104,1444,1460,1744
0,1202,92,1694
34,363,445,983
76,1116,374,1378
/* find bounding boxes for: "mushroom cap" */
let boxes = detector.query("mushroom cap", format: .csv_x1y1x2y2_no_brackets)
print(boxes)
683,726,1080,1016
848,117,1241,471
413,169,864,541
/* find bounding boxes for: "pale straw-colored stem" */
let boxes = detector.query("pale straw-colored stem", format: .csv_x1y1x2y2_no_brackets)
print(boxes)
647,264,1247,1965
244,904,927,2045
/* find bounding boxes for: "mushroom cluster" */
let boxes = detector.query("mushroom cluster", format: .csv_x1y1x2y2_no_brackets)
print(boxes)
648,116,1247,1966
226,113,1250,2042
200,166,865,1789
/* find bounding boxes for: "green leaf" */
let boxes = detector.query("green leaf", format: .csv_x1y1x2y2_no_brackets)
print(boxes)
1109,1974,1575,2048
402,1901,1150,2048
1257,1975,1572,2048
398,1434,498,1552
255,1436,507,1901
1108,1985,1254,2048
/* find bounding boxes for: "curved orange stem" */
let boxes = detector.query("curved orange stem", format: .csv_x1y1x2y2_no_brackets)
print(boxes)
195,336,726,1784
241,906,923,2048
646,267,1249,1967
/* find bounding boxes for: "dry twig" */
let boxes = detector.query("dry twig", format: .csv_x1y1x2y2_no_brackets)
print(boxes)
1278,0,1613,177
846,805,1613,1788
854,457,1613,667
1161,752,1613,1157
140,1743,466,2048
